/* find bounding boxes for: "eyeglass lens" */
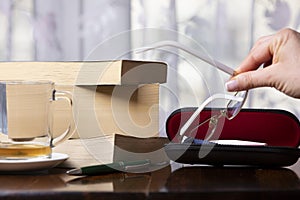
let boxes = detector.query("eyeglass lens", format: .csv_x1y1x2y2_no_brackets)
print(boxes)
226,91,248,119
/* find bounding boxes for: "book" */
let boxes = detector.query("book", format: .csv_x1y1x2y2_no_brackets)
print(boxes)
53,84,160,138
0,60,167,85
54,136,114,168
54,134,169,169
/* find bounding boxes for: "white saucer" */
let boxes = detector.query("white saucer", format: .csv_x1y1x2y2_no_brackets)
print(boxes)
0,153,69,172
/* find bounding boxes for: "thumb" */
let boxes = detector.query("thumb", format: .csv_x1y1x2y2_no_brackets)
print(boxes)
226,68,272,91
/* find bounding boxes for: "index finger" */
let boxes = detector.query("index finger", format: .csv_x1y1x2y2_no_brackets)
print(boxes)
235,35,274,74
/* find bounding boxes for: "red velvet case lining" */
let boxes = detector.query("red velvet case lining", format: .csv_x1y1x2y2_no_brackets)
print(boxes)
166,108,300,147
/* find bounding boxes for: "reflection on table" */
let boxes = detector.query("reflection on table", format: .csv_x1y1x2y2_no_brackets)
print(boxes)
0,160,299,199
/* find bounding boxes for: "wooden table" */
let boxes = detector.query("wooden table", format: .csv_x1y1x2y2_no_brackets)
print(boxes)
0,159,299,200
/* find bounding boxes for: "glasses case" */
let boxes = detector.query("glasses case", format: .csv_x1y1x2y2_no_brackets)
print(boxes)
164,108,300,167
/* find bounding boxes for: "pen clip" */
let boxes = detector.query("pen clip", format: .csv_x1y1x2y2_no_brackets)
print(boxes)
123,160,151,171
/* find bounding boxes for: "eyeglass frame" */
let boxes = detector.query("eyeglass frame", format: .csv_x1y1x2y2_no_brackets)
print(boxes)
137,40,248,143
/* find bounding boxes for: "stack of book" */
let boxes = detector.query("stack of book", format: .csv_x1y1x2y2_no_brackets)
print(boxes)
0,60,167,139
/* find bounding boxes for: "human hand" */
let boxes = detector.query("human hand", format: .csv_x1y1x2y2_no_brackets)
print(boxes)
226,28,300,98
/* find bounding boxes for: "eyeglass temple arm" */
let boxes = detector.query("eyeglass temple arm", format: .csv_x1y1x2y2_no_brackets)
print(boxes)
179,93,243,137
136,40,236,76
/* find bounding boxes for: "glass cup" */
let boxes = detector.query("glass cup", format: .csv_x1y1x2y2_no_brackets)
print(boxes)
0,80,74,160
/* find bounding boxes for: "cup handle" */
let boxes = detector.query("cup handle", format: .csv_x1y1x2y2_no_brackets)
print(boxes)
50,90,74,147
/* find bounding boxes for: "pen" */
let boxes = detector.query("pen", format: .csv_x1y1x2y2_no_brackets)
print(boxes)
66,159,151,176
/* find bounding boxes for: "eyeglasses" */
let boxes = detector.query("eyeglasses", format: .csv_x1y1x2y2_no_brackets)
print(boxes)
180,92,247,143
137,40,248,143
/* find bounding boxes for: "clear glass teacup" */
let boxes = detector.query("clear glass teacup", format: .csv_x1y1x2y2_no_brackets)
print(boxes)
0,80,74,160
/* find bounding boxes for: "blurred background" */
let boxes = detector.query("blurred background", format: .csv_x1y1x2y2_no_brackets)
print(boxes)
1,0,300,134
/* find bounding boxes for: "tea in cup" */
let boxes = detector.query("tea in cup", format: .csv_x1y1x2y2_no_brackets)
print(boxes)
0,80,74,159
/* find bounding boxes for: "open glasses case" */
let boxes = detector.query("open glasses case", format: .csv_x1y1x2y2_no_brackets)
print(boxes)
164,108,300,167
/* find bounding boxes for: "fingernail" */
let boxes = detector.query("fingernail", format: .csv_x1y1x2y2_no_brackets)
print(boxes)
225,79,238,91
